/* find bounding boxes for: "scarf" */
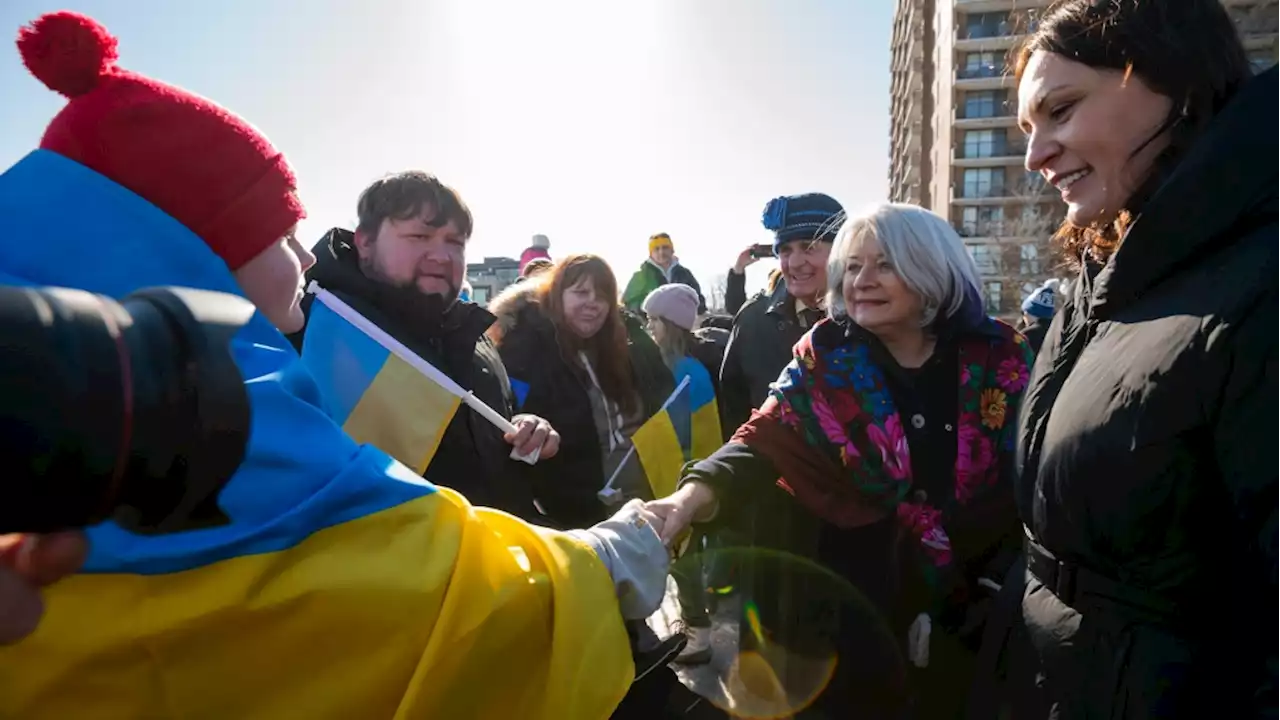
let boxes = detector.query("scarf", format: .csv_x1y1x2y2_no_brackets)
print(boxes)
732,317,1033,581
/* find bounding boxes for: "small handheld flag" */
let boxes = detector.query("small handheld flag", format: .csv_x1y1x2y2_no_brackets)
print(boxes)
301,282,537,471
599,376,691,504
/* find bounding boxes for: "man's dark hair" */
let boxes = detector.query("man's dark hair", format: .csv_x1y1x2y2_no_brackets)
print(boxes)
355,171,474,241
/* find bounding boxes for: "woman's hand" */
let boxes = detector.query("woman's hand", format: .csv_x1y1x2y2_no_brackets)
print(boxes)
0,531,87,644
645,481,717,546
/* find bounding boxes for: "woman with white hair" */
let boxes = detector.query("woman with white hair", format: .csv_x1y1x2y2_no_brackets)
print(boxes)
647,203,1035,717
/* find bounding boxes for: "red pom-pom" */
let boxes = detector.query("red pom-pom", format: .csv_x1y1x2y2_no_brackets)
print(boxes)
16,12,119,98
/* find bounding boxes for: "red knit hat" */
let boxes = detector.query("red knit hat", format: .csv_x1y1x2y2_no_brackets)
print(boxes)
16,12,306,270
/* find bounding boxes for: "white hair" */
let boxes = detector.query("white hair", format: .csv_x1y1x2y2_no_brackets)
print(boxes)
826,203,981,327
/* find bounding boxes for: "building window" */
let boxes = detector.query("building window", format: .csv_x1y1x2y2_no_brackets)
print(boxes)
1020,244,1042,275
984,281,1004,315
967,244,1001,276
961,206,1005,236
1014,204,1056,236
1017,170,1048,195
960,52,1001,79
963,12,1010,39
472,286,491,305
962,90,1004,119
962,168,1005,198
963,129,1007,158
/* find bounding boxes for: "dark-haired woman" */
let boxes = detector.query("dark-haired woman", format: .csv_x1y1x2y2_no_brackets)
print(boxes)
1002,1,1277,717
488,254,674,530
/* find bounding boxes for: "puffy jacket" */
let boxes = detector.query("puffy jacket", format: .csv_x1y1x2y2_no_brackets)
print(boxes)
1009,65,1277,719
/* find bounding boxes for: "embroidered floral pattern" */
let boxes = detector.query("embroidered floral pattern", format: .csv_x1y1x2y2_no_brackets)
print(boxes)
979,388,1007,430
764,319,1033,580
996,356,1030,394
897,502,953,566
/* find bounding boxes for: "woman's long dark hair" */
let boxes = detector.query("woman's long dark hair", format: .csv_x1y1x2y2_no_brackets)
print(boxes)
1013,0,1253,264
537,254,639,415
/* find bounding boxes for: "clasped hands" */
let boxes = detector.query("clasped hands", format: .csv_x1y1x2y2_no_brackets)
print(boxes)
643,481,718,547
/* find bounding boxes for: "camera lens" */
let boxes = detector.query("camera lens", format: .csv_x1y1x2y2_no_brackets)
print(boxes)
0,286,254,534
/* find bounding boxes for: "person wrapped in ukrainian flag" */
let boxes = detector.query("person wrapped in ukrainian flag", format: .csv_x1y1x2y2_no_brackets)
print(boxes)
0,12,669,719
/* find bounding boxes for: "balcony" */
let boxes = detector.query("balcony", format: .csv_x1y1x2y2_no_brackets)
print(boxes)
953,178,1053,205
957,63,1003,80
954,141,1027,168
954,113,1017,130
954,94,1017,128
955,64,1013,90
955,34,1019,53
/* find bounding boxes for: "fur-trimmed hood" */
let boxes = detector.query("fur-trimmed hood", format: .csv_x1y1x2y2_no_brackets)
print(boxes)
486,274,547,344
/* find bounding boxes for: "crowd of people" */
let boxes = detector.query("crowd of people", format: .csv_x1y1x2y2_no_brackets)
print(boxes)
0,0,1275,718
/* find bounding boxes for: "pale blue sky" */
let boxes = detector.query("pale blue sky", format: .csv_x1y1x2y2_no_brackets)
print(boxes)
1,0,892,297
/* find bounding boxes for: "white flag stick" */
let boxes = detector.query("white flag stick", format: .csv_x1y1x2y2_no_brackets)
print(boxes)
598,374,691,499
307,281,517,437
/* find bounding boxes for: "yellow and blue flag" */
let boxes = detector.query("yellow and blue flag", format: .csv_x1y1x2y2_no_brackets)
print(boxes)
631,357,721,499
0,150,634,720
675,356,722,460
300,284,461,474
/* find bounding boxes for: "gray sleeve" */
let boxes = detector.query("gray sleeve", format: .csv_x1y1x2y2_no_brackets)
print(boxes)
566,500,670,620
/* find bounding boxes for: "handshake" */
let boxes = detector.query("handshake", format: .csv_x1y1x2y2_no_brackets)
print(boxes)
572,482,718,621
567,500,673,620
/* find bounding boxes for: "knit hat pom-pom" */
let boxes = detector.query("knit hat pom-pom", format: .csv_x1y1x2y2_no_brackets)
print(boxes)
761,196,789,231
17,12,119,98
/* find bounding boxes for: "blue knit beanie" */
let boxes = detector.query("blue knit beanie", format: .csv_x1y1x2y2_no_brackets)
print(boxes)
1021,281,1056,319
761,192,845,253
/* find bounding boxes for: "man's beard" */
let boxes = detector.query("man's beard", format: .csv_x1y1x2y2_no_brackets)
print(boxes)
360,252,459,306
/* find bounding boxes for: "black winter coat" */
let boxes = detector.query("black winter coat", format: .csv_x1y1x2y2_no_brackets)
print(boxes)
1009,66,1277,719
289,229,544,523
487,281,674,529
719,279,814,432
1019,317,1049,356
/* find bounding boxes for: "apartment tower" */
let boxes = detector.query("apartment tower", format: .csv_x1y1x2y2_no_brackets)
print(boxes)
888,0,1279,316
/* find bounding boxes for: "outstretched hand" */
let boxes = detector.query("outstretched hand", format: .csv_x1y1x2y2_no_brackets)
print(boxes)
645,482,717,546
0,531,87,644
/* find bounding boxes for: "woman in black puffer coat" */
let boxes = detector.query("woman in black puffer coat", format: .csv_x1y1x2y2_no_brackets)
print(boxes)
987,2,1278,717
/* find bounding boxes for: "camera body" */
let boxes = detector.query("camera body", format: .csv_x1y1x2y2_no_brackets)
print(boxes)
0,285,256,535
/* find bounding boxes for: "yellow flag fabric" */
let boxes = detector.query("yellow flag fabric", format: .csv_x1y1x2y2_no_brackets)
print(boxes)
0,480,633,719
691,400,722,459
632,409,686,499
301,291,461,474
631,357,722,499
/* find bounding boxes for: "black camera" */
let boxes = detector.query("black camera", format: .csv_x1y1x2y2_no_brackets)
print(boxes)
0,285,256,535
